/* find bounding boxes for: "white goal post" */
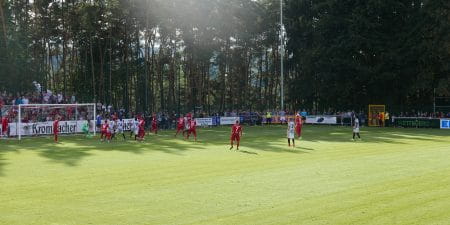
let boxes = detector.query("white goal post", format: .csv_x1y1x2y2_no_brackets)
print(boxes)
14,103,97,140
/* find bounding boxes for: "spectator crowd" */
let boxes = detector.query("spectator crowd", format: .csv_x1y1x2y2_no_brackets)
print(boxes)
1,89,449,127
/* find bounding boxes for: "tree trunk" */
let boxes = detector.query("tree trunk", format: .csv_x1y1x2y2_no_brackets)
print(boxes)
99,42,105,104
0,0,7,49
150,39,155,113
90,37,96,103
62,0,67,97
109,33,112,105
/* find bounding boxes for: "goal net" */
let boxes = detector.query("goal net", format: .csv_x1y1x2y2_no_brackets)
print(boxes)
3,104,96,140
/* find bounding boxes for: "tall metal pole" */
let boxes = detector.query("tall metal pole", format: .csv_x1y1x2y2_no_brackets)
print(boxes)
433,88,436,115
18,105,21,141
109,35,113,106
93,103,96,136
280,0,284,111
178,64,181,115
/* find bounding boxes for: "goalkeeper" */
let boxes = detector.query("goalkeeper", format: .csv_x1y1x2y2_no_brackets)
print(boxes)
82,119,93,138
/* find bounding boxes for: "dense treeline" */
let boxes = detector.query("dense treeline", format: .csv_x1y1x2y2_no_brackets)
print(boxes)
0,0,449,114
285,0,450,113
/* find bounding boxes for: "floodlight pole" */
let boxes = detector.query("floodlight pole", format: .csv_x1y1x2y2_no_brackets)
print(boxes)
280,0,285,111
93,103,96,136
18,105,21,141
433,88,436,115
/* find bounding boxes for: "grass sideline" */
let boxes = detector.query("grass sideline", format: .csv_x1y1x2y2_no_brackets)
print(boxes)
0,125,449,225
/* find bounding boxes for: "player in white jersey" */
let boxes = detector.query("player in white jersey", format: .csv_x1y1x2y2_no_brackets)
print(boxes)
183,116,190,137
129,118,135,138
117,118,126,140
287,118,296,147
133,118,139,140
129,118,137,140
352,117,361,141
108,119,116,140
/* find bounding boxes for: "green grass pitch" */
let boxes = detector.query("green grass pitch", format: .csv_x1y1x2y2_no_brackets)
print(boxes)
0,125,449,225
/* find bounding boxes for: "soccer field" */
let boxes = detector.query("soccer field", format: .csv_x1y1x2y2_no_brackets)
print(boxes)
0,125,449,225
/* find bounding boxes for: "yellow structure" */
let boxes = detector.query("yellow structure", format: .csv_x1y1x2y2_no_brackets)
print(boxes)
368,105,386,127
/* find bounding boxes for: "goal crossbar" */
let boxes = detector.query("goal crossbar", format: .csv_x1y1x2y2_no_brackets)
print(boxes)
17,103,97,140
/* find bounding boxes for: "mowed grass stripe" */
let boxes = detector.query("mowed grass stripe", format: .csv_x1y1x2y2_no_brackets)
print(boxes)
0,126,449,225
200,169,450,225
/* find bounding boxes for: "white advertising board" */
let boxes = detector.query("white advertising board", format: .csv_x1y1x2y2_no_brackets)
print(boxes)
220,117,240,125
195,118,213,126
8,120,92,136
305,116,337,124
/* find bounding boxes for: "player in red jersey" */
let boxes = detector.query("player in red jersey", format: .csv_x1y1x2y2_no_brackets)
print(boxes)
2,114,9,138
295,114,303,139
151,114,158,134
66,106,74,120
175,114,184,137
105,119,113,142
186,118,197,141
137,117,146,141
53,116,60,142
230,120,242,150
101,119,109,142
186,112,192,121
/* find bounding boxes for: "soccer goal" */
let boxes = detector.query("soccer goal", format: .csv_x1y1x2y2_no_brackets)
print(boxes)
7,104,96,140
434,96,450,116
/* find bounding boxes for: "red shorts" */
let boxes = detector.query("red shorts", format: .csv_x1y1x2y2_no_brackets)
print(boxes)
177,125,184,131
2,125,7,134
231,134,240,141
139,129,145,137
296,126,302,136
188,129,196,136
106,132,112,139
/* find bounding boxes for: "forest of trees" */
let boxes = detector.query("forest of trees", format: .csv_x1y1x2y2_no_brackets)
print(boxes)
0,0,449,114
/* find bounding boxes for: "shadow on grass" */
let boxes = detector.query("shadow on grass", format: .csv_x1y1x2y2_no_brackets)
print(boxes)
0,133,203,170
39,147,92,167
0,157,7,176
239,150,259,155
0,143,20,176
0,125,449,175
296,125,450,144
243,140,308,154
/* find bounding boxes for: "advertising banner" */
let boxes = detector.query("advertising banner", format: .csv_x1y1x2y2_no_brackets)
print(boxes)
441,119,450,129
220,117,240,125
305,116,337,124
121,119,136,131
195,118,213,126
393,117,440,128
212,117,220,126
9,120,90,136
8,119,140,136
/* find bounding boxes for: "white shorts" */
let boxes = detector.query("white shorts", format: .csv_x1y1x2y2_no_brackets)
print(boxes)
353,128,360,133
288,131,295,139
134,129,139,135
117,128,124,133
281,116,286,122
